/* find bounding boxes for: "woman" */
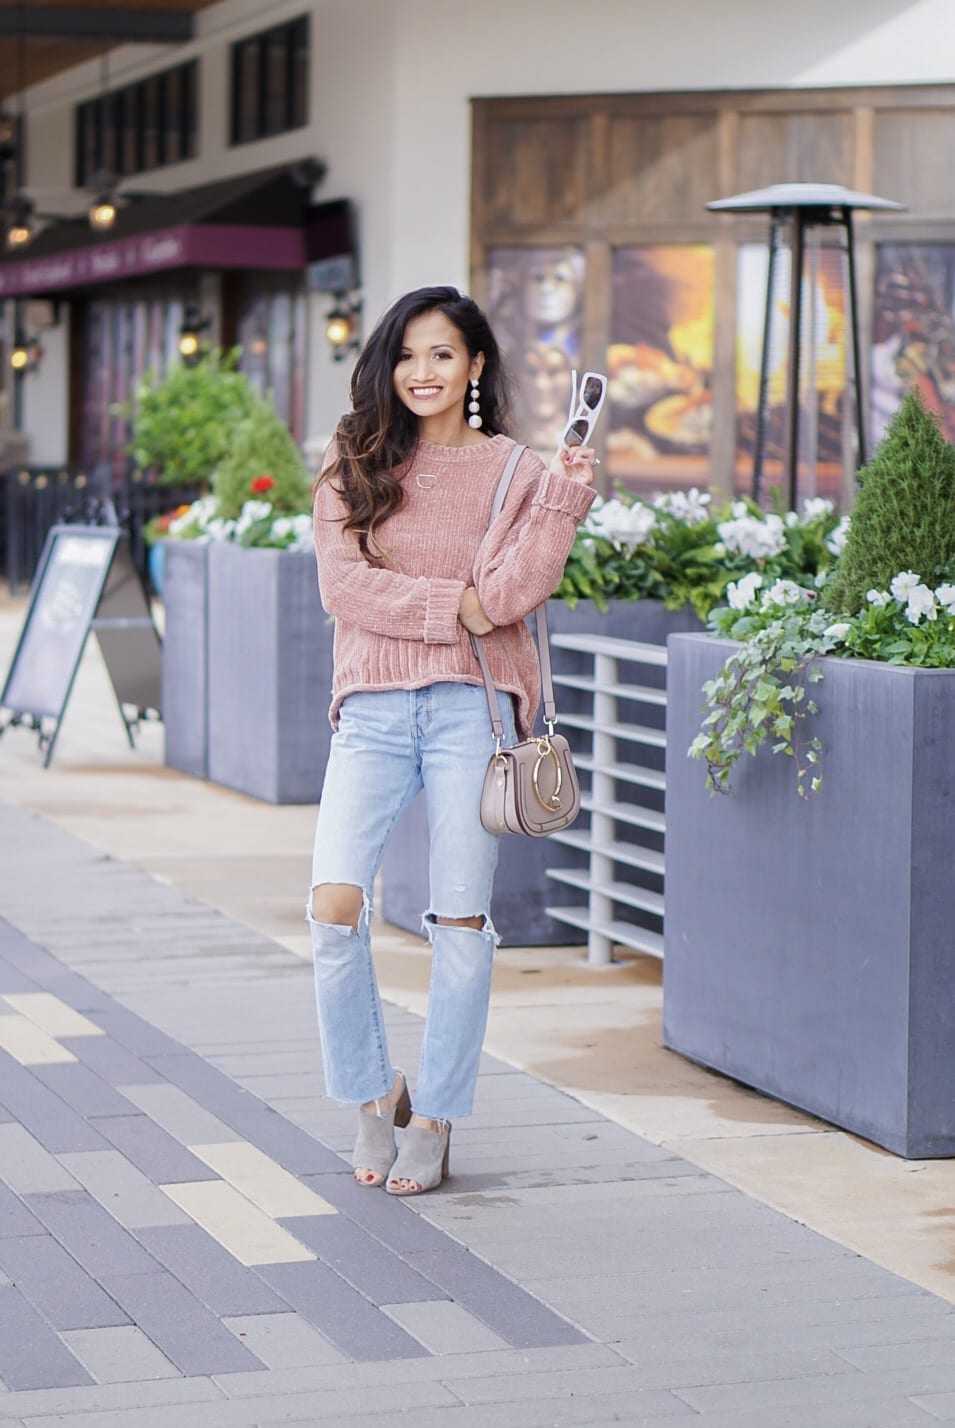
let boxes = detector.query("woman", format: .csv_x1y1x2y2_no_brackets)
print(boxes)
309,285,595,1195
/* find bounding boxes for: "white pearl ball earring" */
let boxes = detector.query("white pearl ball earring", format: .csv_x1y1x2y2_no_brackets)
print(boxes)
468,378,482,430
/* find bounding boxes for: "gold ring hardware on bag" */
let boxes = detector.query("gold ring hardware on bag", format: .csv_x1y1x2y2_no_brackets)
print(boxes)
532,738,562,811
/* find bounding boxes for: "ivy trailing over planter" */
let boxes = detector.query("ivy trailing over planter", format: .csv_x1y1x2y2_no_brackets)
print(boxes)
688,584,838,798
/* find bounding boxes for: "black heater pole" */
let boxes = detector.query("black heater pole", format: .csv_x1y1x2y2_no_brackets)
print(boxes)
843,207,867,470
752,215,781,504
783,211,806,512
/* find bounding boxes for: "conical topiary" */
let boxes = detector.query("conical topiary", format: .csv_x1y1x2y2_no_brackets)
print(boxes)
212,397,312,520
823,390,955,614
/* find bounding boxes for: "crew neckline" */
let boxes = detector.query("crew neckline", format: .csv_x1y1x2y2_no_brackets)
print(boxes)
414,434,510,462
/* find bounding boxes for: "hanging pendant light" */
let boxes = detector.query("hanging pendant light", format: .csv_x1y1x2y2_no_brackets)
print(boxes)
4,1,32,250
6,195,32,249
87,46,118,233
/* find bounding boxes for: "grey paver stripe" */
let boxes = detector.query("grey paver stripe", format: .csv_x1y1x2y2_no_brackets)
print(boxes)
253,1261,432,1363
0,1233,130,1331
0,1284,92,1391
98,1270,267,1377
277,1215,450,1306
133,1224,290,1318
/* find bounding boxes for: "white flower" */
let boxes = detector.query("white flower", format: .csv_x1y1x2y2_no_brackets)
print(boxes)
825,516,850,556
785,511,799,527
264,513,313,551
824,622,851,641
730,500,748,518
726,571,763,610
763,579,805,607
652,487,711,525
235,499,275,537
866,588,891,607
890,571,921,601
197,517,235,544
168,494,219,535
802,497,834,521
716,511,786,561
814,570,829,589
288,513,314,551
584,497,656,551
935,583,955,615
905,584,937,624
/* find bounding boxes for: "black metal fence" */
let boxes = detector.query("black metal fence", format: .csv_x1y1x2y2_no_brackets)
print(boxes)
2,466,200,594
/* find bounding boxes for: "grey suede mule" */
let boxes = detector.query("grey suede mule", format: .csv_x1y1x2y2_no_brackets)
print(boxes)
386,1121,451,1195
352,1074,412,1187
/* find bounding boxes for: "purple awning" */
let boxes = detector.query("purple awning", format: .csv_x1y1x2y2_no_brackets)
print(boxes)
0,222,306,298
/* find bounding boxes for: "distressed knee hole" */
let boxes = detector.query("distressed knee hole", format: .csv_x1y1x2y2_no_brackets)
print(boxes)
424,912,493,935
309,882,366,930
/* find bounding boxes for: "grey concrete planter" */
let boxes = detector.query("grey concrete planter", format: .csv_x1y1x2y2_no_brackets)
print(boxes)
663,632,955,1158
380,598,703,947
162,540,210,779
206,543,333,804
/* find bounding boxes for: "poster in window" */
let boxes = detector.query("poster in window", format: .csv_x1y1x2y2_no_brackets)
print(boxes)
735,242,847,495
486,246,585,457
605,246,714,492
872,244,955,444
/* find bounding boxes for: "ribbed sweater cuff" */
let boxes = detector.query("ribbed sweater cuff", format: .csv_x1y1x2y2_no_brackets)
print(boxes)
533,471,598,521
424,578,467,643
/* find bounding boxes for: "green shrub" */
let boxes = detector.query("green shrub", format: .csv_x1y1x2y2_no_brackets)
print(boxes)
212,397,311,520
823,391,955,614
126,349,259,488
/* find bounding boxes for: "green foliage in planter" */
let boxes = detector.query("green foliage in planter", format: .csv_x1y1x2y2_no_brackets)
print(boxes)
823,390,955,614
555,488,841,618
126,350,259,488
212,398,312,520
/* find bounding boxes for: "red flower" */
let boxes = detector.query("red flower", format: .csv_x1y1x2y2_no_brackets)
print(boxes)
251,474,276,494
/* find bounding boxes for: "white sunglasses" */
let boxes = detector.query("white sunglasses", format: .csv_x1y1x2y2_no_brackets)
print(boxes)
559,369,607,451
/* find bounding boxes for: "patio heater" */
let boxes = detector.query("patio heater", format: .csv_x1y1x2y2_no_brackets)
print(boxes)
706,183,904,508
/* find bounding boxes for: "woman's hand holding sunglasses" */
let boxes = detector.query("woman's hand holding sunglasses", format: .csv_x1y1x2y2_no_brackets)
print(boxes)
549,442,597,485
547,370,607,486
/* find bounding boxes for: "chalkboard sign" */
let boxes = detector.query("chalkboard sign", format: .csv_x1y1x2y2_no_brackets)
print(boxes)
1,524,162,766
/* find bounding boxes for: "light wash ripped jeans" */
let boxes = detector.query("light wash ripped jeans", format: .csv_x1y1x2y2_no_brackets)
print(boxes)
307,680,517,1121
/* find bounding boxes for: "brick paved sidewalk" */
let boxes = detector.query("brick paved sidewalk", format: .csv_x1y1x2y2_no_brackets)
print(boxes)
2,798,955,1426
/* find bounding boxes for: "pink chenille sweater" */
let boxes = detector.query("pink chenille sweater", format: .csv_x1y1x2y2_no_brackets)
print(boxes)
312,433,596,738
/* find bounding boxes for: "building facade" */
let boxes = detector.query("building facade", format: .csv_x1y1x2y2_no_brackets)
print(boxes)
1,0,952,495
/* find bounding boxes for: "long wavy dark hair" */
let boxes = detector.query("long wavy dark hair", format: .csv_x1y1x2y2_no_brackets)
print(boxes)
319,286,512,559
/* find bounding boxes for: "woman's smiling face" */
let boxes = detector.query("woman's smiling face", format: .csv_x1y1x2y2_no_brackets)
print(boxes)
393,309,483,428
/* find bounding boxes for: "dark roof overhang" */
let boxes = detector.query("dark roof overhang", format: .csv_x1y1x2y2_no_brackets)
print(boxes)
0,165,353,298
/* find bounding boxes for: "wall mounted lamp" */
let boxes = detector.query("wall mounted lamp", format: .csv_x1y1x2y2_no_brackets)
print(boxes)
5,196,32,250
178,302,212,366
325,292,361,362
88,193,117,233
10,331,41,374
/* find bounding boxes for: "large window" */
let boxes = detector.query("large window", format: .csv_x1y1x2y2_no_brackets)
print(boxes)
872,244,955,446
230,16,309,146
77,290,193,477
74,61,198,186
234,276,307,440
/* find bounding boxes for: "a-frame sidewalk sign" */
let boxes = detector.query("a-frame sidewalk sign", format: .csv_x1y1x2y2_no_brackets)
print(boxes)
0,523,162,767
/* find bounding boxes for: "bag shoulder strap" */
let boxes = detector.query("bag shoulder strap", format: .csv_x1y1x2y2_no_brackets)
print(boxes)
471,443,558,742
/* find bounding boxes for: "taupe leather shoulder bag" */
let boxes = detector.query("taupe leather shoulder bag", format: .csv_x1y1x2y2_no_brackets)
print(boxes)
472,444,581,838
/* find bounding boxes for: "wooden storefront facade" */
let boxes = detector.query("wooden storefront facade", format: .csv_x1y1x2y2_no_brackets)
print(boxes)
470,85,955,505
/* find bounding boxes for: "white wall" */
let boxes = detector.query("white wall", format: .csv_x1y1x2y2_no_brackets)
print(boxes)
20,311,69,466
11,0,953,459
387,0,952,298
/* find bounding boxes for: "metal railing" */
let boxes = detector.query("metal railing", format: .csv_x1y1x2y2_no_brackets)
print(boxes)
2,466,199,594
546,632,668,965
